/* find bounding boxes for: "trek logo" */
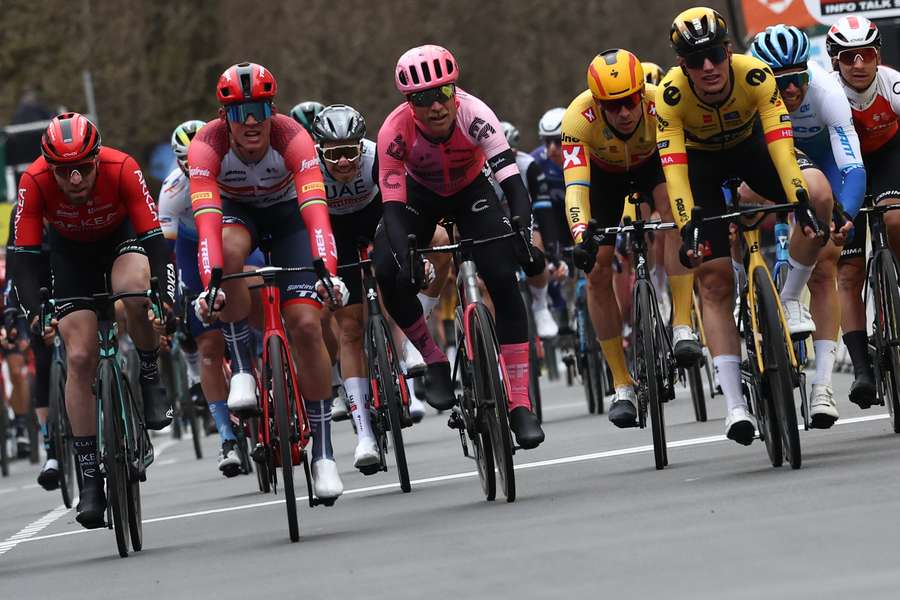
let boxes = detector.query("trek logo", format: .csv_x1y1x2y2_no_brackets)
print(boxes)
199,239,212,276
834,126,857,158
314,227,327,259
468,117,496,142
562,145,583,169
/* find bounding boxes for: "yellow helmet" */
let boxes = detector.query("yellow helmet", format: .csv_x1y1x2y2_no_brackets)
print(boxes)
587,49,644,102
642,61,665,85
670,7,729,56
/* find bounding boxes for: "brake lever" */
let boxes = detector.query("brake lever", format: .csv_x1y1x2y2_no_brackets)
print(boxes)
313,257,337,306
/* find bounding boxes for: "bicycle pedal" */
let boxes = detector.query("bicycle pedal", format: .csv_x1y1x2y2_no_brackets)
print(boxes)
357,464,381,476
312,497,337,507
251,443,267,463
448,412,465,430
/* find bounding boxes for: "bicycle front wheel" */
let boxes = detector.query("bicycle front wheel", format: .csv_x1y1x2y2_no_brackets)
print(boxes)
634,282,667,470
0,400,9,477
471,304,515,502
754,270,800,469
686,362,708,422
371,318,411,493
268,336,300,542
874,252,900,433
122,378,143,552
99,361,130,557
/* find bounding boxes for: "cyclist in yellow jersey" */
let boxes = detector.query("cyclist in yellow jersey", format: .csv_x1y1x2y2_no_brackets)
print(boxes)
563,49,687,427
657,7,827,445
642,62,666,86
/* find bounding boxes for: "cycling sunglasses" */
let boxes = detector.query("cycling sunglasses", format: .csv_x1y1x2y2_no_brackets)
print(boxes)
598,91,643,113
407,84,455,107
774,68,810,90
683,45,728,69
52,160,96,180
321,143,361,163
543,136,562,147
837,47,878,66
225,100,272,124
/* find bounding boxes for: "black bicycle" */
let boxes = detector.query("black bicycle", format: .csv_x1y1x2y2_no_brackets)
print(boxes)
160,340,202,460
332,242,412,492
39,283,161,557
43,324,77,508
858,200,900,431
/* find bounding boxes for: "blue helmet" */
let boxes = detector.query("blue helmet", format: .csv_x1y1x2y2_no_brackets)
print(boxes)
751,25,810,70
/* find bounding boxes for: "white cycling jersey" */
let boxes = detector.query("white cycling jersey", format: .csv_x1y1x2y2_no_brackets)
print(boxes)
321,138,379,215
158,167,196,241
792,61,864,175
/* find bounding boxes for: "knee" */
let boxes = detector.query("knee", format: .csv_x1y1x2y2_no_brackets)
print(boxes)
586,250,614,288
285,308,324,344
339,318,364,348
197,334,225,362
698,266,733,303
837,262,865,293
809,254,837,290
67,344,98,377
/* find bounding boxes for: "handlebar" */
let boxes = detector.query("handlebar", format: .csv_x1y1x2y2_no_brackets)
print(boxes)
36,278,163,334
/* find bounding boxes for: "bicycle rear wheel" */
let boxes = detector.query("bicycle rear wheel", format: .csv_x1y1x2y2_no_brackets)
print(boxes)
457,312,496,501
471,304,516,502
874,252,900,433
371,318,411,493
634,282,667,470
0,402,9,477
49,359,76,508
268,336,300,542
686,363,708,422
754,270,800,469
100,361,130,557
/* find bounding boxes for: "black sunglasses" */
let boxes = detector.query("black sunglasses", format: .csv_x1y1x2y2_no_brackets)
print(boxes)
684,45,728,69
408,84,455,107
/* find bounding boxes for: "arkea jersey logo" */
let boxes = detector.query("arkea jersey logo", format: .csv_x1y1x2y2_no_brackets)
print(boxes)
582,107,596,123
562,144,584,169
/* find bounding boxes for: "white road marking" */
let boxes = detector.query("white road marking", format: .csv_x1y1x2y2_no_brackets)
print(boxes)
6,412,889,551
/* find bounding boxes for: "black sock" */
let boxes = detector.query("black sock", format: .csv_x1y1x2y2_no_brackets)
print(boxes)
842,330,873,378
73,436,99,482
13,415,26,437
137,347,160,383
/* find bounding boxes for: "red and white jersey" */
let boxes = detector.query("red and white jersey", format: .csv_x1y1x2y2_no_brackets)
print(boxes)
833,65,900,154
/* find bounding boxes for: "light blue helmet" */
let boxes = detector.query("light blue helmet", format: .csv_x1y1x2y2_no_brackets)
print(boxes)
751,24,810,70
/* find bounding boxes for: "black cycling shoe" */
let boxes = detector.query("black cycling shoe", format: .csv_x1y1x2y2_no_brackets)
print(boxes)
673,338,703,368
413,375,427,401
608,398,639,428
849,371,877,409
509,407,545,449
142,378,173,430
190,382,206,410
423,362,456,411
75,484,107,530
37,461,60,491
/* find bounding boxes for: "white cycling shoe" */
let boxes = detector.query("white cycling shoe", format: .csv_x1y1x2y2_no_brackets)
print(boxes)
353,437,380,470
809,384,839,429
401,338,426,377
725,405,756,446
532,305,559,338
312,458,344,500
227,372,258,414
332,390,350,422
781,299,815,338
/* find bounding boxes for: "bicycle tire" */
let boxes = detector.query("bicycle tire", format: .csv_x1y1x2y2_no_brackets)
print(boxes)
754,270,801,469
471,304,516,502
49,359,75,508
268,336,300,543
251,416,270,492
635,282,667,470
457,312,495,501
522,287,544,423
686,362,708,422
122,378,143,552
578,296,606,414
874,253,900,433
27,408,39,464
371,318,411,493
100,360,130,557
0,402,9,477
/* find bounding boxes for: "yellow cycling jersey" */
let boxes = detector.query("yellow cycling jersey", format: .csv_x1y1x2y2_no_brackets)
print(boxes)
561,86,659,242
655,53,808,228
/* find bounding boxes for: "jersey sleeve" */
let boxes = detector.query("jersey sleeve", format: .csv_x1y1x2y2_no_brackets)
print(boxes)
377,115,409,204
882,66,900,117
561,97,593,243
752,64,809,204
822,90,866,216
282,128,337,275
188,131,224,288
157,172,182,244
466,98,519,184
655,83,693,229
10,173,45,318
119,157,162,235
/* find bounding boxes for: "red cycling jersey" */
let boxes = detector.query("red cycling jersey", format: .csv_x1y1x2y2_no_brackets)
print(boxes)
834,65,900,155
15,146,161,247
189,114,336,287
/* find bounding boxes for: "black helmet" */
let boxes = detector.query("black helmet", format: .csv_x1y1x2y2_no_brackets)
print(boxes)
670,7,729,56
312,104,366,143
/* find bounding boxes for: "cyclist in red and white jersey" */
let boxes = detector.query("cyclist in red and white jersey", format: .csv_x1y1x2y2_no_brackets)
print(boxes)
190,62,346,501
373,45,546,449
13,113,175,528
828,16,900,407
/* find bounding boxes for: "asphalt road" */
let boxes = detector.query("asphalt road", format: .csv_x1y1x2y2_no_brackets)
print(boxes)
2,369,899,600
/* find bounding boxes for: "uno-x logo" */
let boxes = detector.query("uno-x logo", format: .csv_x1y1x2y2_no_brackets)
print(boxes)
562,145,583,169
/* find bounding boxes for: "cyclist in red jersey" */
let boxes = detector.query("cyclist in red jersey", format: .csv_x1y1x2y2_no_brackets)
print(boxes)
372,45,546,449
12,112,175,529
190,63,346,501
828,16,900,407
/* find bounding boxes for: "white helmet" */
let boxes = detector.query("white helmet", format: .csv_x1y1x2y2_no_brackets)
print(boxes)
500,121,520,148
537,107,565,139
171,120,206,174
826,15,881,58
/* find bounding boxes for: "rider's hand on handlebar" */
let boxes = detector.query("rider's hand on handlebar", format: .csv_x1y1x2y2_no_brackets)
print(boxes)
29,315,57,346
150,302,177,338
315,275,351,309
549,259,569,281
678,218,708,268
397,258,433,293
194,288,226,324
573,237,599,273
793,202,826,243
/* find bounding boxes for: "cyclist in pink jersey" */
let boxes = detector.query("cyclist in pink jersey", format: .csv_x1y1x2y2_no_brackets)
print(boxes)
373,45,546,449
191,62,346,501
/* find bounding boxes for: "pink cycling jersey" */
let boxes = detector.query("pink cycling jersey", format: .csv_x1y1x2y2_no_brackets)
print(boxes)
377,88,519,202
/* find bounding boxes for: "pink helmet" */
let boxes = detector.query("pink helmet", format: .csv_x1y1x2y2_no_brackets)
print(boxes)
395,45,459,94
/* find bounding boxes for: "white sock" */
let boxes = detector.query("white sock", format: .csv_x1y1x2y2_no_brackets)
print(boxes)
780,256,815,303
344,377,373,440
529,284,549,311
812,340,837,386
417,293,439,320
731,259,747,292
184,350,201,387
713,355,744,413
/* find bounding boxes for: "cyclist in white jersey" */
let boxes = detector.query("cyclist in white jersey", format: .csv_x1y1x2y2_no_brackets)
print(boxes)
750,25,862,427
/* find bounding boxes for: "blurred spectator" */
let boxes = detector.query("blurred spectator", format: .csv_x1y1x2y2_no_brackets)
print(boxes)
10,88,54,125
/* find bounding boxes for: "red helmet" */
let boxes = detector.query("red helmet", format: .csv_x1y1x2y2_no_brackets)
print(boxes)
40,112,101,164
216,62,277,105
